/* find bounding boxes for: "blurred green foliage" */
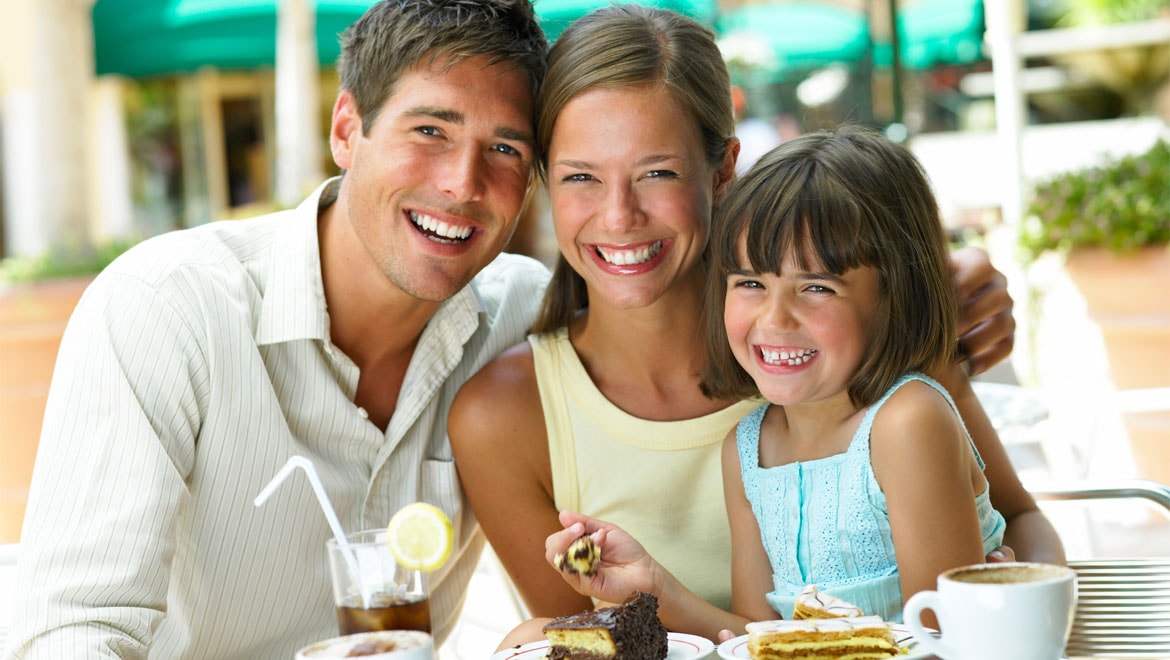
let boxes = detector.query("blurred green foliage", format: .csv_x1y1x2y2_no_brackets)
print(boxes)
1021,139,1170,258
0,239,138,284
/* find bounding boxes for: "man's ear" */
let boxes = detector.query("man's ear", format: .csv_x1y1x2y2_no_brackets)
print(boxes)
330,90,361,171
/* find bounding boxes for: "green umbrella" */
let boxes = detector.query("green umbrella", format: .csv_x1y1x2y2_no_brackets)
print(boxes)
715,2,870,86
93,0,378,78
535,0,718,43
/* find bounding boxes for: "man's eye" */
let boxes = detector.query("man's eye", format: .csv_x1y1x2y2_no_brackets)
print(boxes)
492,143,521,157
416,126,442,137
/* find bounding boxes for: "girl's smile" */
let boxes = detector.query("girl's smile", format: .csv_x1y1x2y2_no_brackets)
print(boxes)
724,238,880,408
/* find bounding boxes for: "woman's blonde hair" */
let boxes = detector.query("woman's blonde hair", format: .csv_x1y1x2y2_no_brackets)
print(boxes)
530,4,735,333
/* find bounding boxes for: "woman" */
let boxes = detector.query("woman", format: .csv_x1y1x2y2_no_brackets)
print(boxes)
448,3,1063,641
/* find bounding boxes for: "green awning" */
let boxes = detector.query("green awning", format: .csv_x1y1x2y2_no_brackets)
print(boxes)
94,0,721,79
93,0,379,78
874,0,986,69
534,0,718,43
716,2,871,86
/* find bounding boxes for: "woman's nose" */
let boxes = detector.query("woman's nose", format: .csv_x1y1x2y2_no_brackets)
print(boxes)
597,181,643,232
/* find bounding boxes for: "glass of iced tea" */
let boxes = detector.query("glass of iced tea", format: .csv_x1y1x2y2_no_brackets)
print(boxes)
327,529,431,635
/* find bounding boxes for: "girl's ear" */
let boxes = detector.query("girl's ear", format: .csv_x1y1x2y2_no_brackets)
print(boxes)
714,137,741,204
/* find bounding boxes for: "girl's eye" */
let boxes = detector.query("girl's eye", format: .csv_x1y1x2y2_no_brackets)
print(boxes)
730,277,763,289
804,284,834,294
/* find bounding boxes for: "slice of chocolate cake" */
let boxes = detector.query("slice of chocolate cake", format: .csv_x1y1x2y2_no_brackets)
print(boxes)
542,591,668,659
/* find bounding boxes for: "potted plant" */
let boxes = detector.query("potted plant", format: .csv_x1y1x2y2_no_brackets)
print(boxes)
1020,138,1170,483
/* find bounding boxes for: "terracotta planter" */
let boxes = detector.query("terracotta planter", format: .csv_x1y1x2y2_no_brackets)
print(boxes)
1065,246,1170,485
0,276,92,543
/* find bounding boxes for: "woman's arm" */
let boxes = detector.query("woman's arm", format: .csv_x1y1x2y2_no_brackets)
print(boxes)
943,370,1067,565
449,343,594,618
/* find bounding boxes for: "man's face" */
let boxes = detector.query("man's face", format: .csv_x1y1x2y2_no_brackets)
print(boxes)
331,54,535,302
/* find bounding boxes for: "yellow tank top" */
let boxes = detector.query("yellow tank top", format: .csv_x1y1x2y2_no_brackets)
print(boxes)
530,328,760,611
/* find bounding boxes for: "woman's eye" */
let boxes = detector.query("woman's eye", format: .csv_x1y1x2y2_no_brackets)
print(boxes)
562,173,596,183
644,169,679,180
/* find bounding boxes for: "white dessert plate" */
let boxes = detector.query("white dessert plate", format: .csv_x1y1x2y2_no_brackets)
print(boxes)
716,623,930,660
491,631,715,659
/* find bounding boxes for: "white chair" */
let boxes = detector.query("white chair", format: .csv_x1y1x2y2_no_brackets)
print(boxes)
1030,480,1170,658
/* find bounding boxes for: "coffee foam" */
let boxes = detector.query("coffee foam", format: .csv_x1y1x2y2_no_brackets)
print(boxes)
947,563,1070,585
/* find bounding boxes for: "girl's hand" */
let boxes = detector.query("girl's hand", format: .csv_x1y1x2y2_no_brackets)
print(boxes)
986,545,1016,563
545,511,665,604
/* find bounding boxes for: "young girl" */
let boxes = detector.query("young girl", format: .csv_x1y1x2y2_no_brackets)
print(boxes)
546,125,1007,634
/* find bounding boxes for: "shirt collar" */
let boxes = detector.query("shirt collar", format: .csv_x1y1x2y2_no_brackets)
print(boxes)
255,178,337,346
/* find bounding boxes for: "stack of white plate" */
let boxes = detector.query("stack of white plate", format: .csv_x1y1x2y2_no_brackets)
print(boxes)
1065,558,1170,658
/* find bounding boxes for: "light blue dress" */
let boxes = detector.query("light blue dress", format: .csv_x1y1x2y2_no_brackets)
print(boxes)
736,372,1006,623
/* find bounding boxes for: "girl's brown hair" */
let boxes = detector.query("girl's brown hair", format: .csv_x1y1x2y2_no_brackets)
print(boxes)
701,125,958,407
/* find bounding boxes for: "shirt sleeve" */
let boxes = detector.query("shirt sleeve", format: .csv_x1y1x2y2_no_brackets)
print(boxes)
6,271,207,659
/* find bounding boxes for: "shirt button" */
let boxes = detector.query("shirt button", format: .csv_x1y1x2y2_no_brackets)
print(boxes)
357,407,369,419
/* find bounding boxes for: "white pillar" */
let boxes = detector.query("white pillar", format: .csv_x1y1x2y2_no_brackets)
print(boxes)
0,0,95,259
985,0,1028,228
275,0,323,209
88,76,134,244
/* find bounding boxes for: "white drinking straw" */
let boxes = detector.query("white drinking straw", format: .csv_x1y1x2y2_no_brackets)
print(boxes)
253,454,370,606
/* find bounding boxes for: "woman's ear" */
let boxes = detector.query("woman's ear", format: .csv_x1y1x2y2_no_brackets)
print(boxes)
714,137,741,203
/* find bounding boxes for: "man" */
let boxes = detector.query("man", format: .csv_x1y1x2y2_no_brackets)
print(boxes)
7,1,547,657
7,1,1022,657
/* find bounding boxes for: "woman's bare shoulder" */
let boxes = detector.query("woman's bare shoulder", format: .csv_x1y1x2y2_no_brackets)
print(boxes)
450,341,545,453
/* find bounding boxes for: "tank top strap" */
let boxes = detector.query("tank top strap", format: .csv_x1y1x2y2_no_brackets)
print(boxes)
736,404,770,490
848,372,986,469
529,328,581,511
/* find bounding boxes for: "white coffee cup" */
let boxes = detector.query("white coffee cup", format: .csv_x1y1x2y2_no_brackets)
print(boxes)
294,630,434,659
904,562,1076,660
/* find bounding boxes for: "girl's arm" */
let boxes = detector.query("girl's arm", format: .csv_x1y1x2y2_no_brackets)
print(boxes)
449,343,594,619
546,510,752,641
870,380,989,628
933,366,1067,565
723,428,785,625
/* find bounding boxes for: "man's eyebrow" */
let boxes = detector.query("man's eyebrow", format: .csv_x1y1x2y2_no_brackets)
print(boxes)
403,106,533,144
404,106,462,123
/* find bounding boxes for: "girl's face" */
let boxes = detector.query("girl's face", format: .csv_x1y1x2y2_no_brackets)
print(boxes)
546,84,733,310
723,235,881,408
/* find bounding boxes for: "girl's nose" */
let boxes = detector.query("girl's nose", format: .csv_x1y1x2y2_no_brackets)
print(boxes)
758,292,798,332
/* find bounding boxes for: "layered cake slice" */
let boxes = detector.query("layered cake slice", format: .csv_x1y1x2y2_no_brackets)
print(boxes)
792,585,864,620
746,616,899,660
542,591,668,659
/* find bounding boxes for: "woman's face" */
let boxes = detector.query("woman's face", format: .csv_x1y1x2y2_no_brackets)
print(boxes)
545,84,732,310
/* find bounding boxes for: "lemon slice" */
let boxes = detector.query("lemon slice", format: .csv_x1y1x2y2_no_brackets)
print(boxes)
386,502,453,572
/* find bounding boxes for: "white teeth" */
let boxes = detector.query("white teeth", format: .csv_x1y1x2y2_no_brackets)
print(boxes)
761,348,817,366
410,211,473,241
597,241,663,266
